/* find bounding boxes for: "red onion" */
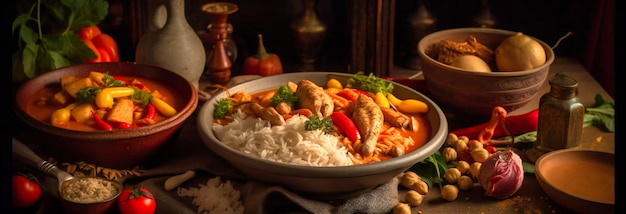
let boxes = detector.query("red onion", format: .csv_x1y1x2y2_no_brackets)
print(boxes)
478,149,524,199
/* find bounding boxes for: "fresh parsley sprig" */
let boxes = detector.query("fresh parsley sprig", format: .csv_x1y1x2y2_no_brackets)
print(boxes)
304,115,334,133
346,71,394,96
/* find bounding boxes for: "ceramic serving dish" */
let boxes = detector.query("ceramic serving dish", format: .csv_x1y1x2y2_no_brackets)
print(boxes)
534,149,615,213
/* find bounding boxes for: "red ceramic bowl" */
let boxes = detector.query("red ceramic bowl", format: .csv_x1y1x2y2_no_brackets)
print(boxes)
13,62,197,169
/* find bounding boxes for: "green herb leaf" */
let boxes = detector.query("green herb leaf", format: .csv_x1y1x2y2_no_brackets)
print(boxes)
270,85,298,107
76,86,101,104
583,94,615,132
409,150,450,188
346,72,394,95
304,115,334,133
129,90,153,107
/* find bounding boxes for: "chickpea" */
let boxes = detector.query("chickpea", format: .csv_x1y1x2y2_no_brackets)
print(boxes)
470,148,490,163
405,190,424,206
454,139,468,152
457,175,474,190
445,133,458,147
411,180,429,195
441,184,459,202
456,160,470,174
401,171,420,188
458,135,469,144
467,139,483,151
442,147,457,162
392,202,411,214
444,168,462,184
469,162,482,180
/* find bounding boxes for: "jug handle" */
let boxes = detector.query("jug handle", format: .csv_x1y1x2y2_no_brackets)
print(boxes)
148,3,168,32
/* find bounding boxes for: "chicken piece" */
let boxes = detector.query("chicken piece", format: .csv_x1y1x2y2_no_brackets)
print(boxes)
352,95,383,156
295,80,334,118
275,102,292,115
250,102,285,126
381,107,410,129
426,35,494,65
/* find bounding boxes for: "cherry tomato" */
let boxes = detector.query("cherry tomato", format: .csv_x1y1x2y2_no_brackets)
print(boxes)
117,186,156,214
12,175,42,207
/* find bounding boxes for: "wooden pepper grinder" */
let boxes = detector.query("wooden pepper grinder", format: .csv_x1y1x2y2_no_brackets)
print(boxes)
201,2,238,85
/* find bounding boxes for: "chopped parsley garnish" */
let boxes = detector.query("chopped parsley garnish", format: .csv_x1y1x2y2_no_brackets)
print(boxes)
304,115,334,133
270,85,298,107
102,73,127,87
129,89,153,107
346,71,394,96
76,86,101,104
213,98,234,119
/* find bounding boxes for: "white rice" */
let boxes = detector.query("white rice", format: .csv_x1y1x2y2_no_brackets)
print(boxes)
178,177,244,214
213,110,354,166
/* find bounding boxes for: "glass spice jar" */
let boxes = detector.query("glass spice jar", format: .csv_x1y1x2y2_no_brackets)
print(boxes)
526,72,585,163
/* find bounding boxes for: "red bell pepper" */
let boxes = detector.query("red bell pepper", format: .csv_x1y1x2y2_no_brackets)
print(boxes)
450,108,539,141
242,34,283,76
78,25,120,63
330,112,361,142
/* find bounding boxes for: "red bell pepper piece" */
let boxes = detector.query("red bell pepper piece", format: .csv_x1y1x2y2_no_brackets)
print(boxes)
330,112,361,142
78,25,120,62
450,108,539,141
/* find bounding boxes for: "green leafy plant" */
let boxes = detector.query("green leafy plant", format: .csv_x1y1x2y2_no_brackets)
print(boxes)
346,72,394,96
11,0,109,82
583,94,615,132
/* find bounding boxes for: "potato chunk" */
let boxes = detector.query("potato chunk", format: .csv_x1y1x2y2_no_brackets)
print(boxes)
106,98,134,125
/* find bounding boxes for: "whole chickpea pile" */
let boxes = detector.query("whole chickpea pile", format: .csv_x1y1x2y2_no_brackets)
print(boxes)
392,133,499,213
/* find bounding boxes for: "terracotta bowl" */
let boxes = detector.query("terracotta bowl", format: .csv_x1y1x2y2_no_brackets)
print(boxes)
13,62,198,169
535,149,615,213
196,72,448,200
418,28,554,119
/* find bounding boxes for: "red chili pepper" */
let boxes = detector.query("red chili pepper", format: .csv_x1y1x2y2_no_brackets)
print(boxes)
353,89,372,98
450,108,539,141
91,111,113,131
113,76,130,85
330,112,361,142
137,104,157,126
115,122,134,129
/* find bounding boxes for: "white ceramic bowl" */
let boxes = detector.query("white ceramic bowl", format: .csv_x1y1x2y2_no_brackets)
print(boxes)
196,72,448,199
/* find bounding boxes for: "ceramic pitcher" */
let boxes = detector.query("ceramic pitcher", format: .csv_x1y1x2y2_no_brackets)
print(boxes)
135,0,206,89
